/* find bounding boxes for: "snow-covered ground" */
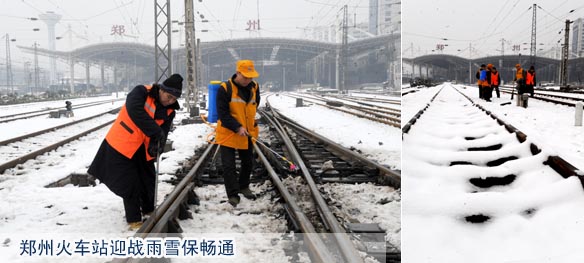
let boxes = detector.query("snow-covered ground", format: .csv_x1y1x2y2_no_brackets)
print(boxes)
267,94,401,170
0,91,400,262
402,83,584,262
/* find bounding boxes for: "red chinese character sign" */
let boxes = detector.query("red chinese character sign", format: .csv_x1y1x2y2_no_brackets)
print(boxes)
110,25,126,36
246,19,260,31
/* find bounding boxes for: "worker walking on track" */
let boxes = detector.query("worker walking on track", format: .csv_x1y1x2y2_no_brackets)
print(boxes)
87,74,183,230
216,60,261,207
490,67,501,99
514,64,526,95
525,66,536,97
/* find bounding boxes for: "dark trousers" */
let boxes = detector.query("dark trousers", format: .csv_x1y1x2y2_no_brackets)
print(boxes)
493,85,500,98
517,80,525,94
526,85,535,96
123,160,156,223
220,139,253,198
482,86,493,100
88,142,156,223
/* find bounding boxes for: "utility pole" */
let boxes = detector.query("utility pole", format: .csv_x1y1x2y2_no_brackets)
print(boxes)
5,34,13,94
67,24,75,95
410,42,414,57
24,62,31,95
184,0,196,112
33,42,40,94
499,38,506,56
560,19,572,88
338,4,348,92
468,43,472,84
530,4,537,66
154,0,172,82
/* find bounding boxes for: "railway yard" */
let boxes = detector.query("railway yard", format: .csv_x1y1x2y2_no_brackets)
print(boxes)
0,91,400,263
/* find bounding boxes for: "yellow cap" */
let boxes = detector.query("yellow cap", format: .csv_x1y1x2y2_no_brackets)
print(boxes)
236,60,259,78
210,80,222,84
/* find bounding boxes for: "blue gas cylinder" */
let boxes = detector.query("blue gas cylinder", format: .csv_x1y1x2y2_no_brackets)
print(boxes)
207,81,222,123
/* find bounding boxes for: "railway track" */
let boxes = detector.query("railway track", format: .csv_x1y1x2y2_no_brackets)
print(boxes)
0,108,120,174
285,93,400,128
498,87,584,107
329,93,401,105
321,93,401,111
113,102,400,262
0,98,124,124
403,84,581,223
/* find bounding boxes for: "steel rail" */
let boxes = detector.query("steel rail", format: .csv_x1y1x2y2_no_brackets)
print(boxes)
274,113,401,188
254,143,337,263
320,94,401,111
111,144,216,263
0,108,120,146
336,94,401,105
453,85,584,183
136,143,215,237
262,106,364,263
0,99,116,119
0,98,124,123
0,120,114,174
405,83,583,191
498,87,581,107
402,86,444,134
117,140,339,262
286,94,400,128
292,93,401,117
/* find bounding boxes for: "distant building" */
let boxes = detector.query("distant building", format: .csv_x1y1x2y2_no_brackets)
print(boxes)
307,0,399,42
309,22,373,43
309,25,337,43
572,18,584,58
369,0,400,35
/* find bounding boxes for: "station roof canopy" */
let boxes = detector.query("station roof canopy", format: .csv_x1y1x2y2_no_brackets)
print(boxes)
18,34,397,67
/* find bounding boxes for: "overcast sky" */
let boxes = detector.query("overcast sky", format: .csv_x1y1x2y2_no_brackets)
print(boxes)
403,0,584,58
0,0,369,67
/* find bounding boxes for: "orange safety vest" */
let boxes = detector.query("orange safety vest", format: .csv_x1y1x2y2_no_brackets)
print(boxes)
515,68,524,81
476,70,487,86
215,79,259,149
526,72,535,85
491,72,499,86
105,85,173,161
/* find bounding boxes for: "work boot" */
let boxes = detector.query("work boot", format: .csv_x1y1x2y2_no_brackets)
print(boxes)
142,212,153,221
239,188,257,200
128,221,143,231
228,196,240,207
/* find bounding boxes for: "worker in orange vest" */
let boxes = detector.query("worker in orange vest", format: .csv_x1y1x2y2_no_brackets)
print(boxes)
483,64,494,101
525,66,536,97
88,74,182,230
216,60,261,207
514,64,526,95
490,67,501,98
476,64,488,99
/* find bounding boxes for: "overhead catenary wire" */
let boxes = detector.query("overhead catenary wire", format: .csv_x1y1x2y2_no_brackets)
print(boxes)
473,1,528,56
505,3,584,55
484,0,515,37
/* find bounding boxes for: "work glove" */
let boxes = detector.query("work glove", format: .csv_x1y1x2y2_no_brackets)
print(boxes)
148,131,166,157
